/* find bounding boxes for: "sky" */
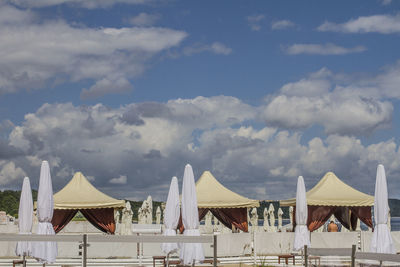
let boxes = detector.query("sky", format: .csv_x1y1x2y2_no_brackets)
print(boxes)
1,0,400,202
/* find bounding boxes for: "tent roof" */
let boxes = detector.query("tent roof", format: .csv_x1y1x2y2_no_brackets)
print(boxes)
196,171,259,208
280,172,374,207
53,172,126,210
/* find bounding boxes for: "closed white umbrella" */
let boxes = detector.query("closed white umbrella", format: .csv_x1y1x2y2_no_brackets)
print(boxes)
293,176,310,251
161,176,180,254
16,177,34,260
370,164,395,253
179,164,204,265
32,161,58,264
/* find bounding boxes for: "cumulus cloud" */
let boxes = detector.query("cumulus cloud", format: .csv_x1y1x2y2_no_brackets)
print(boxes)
2,94,400,199
110,175,127,184
260,66,399,135
0,161,26,185
247,14,265,31
317,14,400,34
3,61,400,199
262,94,392,135
8,0,150,9
183,42,232,56
80,76,133,99
0,4,187,97
284,43,367,55
5,96,256,198
129,12,161,26
271,20,295,30
0,4,36,25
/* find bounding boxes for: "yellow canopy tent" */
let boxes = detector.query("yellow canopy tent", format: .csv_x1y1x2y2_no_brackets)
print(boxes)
280,172,374,231
195,171,259,232
51,172,125,234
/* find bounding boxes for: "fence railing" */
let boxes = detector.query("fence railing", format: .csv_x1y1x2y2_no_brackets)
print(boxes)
0,234,216,267
305,245,356,267
305,245,400,267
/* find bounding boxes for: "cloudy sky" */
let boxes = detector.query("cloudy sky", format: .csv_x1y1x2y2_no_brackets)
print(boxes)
1,0,400,202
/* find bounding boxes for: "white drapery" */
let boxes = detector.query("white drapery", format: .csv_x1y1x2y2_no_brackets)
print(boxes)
16,177,34,257
32,161,58,263
179,164,204,265
161,176,180,254
293,176,311,251
370,164,395,253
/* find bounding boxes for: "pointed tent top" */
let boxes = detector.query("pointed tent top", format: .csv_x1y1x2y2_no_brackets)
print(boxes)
196,171,259,208
54,172,125,210
280,172,374,207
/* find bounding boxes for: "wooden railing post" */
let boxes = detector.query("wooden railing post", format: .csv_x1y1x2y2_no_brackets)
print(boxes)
351,244,356,267
213,235,217,267
253,232,257,266
82,234,87,267
304,245,308,267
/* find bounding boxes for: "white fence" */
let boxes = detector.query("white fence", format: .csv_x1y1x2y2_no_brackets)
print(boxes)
0,234,216,267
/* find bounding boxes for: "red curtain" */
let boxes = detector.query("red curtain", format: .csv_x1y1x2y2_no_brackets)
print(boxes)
198,208,209,221
333,207,352,230
52,209,77,233
293,205,373,232
350,210,359,230
307,206,336,232
80,208,116,234
179,207,249,233
207,208,248,232
350,206,373,228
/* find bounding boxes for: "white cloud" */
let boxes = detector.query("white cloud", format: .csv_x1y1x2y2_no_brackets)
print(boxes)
284,43,367,55
261,66,398,135
382,0,392,5
183,42,232,56
110,175,127,184
86,175,95,182
247,14,265,31
317,14,400,34
271,20,295,30
0,4,36,25
8,0,150,9
0,5,187,97
280,78,331,96
129,13,161,26
0,161,26,185
80,76,133,99
374,60,400,98
262,94,393,135
210,42,233,55
6,96,256,197
3,94,400,199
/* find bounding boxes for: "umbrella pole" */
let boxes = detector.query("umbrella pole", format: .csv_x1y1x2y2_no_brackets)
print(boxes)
22,255,26,267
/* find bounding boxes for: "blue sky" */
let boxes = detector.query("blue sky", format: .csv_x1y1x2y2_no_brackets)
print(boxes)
1,0,400,202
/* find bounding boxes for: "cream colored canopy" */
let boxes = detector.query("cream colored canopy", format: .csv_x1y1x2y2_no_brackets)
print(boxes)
280,172,374,207
53,172,125,210
196,171,259,208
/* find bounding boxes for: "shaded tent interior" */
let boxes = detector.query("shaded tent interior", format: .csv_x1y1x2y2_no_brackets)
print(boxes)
51,172,125,234
180,171,259,232
280,172,374,232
